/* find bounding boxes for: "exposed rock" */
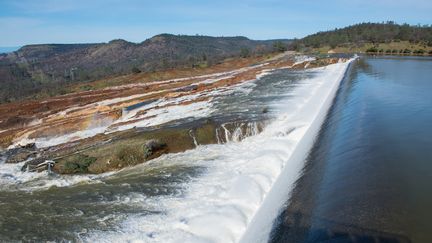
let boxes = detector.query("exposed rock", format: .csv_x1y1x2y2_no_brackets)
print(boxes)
20,143,36,149
143,139,167,158
48,119,267,174
175,85,198,92
5,143,37,163
7,117,268,174
21,157,55,172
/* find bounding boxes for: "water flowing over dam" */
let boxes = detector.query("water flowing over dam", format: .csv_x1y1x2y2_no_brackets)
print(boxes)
0,58,354,242
270,56,432,243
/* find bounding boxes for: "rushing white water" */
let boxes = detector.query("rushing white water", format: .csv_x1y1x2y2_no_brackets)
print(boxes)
0,58,353,242
9,65,269,149
82,59,354,242
0,159,113,191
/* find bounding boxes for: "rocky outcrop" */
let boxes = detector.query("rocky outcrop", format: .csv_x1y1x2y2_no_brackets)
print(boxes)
21,158,55,172
2,119,265,174
5,143,37,163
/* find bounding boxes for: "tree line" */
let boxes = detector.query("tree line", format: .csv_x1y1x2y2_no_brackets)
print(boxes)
292,22,432,50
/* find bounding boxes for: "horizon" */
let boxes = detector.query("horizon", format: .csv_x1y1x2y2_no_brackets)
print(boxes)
1,0,432,48
0,21,431,52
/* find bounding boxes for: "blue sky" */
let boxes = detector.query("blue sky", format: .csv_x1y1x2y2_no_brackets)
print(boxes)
0,0,431,47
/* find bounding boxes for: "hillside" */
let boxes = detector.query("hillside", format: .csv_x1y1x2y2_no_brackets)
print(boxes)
0,34,290,103
292,22,432,54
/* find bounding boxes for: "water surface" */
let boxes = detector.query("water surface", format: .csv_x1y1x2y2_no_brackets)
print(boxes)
270,56,432,243
0,63,318,242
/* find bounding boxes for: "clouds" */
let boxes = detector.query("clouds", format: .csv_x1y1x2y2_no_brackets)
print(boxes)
0,0,431,46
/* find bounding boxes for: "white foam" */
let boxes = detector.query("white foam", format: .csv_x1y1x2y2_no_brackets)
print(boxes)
0,159,113,191
113,101,213,131
84,59,354,242
293,55,316,66
103,63,268,91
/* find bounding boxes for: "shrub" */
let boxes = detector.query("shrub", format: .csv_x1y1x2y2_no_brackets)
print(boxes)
64,154,97,173
273,41,287,52
385,49,392,53
131,67,141,74
240,47,251,58
403,49,411,54
80,85,93,91
366,47,378,53
114,145,145,166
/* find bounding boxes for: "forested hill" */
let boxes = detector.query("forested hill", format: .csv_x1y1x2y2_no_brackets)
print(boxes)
0,34,290,103
293,22,432,49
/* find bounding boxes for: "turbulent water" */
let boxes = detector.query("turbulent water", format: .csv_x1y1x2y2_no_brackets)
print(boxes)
0,60,352,242
270,56,432,243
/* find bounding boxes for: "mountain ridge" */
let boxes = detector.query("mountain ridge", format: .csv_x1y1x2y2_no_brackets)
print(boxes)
0,34,291,103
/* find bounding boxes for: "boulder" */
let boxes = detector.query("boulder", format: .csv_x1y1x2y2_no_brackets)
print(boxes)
143,139,167,158
5,143,37,163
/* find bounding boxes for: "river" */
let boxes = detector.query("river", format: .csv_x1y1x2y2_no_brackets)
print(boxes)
0,59,351,242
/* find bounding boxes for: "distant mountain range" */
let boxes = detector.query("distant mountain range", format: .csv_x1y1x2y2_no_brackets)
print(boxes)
0,34,290,103
6,22,430,104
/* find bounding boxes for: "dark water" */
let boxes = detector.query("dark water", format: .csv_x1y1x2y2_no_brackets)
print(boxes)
270,56,432,243
0,164,204,241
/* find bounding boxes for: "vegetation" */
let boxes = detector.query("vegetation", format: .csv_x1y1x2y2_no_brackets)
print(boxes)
63,154,97,173
0,34,289,103
113,145,146,167
273,41,288,52
292,22,432,54
131,67,141,74
240,47,251,58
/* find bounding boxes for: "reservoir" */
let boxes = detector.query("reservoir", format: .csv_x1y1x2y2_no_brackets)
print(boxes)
270,56,432,243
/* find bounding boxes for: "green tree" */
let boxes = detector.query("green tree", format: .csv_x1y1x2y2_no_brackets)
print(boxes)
240,47,251,58
131,67,141,74
273,41,287,52
366,47,378,53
